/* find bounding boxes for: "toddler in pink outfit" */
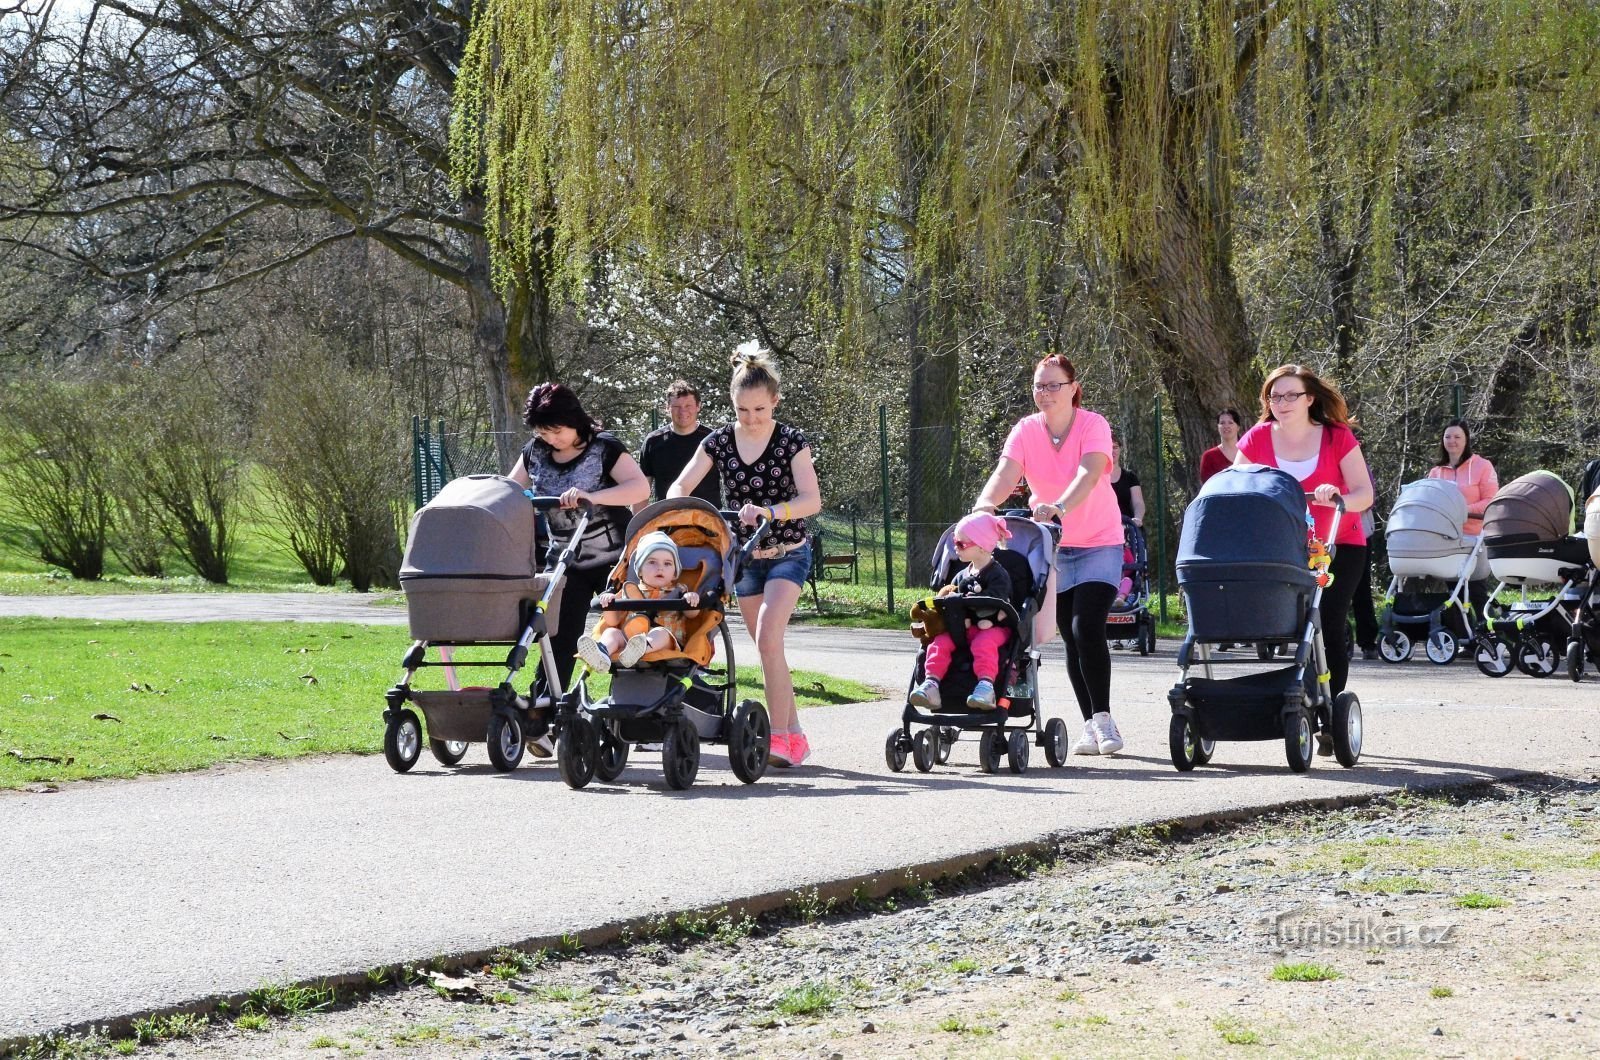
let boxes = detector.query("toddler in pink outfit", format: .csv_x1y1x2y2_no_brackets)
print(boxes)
910,513,1015,711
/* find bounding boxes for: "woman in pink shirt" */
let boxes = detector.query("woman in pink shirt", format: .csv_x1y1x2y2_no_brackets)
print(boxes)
1426,420,1498,538
972,354,1128,757
1235,365,1373,717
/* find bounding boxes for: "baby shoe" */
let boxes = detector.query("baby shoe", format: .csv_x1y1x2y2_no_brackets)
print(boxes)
909,677,942,709
966,680,998,711
575,635,611,673
616,633,651,669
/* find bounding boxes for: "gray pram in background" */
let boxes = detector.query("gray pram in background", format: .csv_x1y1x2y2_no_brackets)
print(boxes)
1378,478,1488,665
384,474,583,773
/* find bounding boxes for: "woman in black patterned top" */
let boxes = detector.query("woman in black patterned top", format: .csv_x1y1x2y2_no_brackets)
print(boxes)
671,347,822,767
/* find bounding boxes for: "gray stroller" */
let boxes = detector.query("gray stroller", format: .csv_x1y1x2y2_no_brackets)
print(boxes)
383,474,588,773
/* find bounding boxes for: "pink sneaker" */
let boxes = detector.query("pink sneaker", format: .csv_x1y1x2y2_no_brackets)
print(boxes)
768,732,794,768
788,732,812,765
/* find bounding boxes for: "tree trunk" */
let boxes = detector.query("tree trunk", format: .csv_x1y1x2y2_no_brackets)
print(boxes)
1119,182,1259,500
904,256,963,588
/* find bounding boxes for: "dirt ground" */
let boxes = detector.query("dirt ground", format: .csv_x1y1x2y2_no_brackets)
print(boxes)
18,775,1600,1060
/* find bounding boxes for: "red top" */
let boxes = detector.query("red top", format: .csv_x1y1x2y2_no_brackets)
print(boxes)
1237,422,1368,547
1199,446,1232,484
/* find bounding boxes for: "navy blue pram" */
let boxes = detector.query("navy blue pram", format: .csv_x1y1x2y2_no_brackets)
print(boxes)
1167,465,1364,773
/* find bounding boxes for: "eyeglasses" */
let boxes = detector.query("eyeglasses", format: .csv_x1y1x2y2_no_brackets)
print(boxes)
1267,391,1307,405
1033,381,1074,394
952,539,975,550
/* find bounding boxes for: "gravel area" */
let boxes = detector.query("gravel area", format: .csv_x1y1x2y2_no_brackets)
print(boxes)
21,774,1600,1060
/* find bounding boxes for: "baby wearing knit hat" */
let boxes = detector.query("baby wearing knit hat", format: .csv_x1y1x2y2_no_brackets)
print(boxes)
576,530,701,673
908,512,1015,711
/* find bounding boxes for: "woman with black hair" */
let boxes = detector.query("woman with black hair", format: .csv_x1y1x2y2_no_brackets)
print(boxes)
508,383,649,736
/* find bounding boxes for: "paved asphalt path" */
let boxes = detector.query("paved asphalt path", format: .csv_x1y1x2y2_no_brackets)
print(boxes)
3,593,1599,1043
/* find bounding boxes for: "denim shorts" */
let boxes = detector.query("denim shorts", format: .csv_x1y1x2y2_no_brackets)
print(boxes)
734,541,813,597
1054,544,1123,591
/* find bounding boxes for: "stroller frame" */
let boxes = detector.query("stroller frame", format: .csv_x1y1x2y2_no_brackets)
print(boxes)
383,494,588,774
1378,535,1486,666
1168,488,1363,774
552,499,774,791
1106,517,1158,655
885,517,1069,776
1473,572,1589,679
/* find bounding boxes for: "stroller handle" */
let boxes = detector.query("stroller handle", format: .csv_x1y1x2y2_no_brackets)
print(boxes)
524,493,594,514
719,509,777,562
604,595,717,613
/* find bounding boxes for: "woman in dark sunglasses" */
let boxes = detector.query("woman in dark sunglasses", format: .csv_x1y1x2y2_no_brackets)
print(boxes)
970,354,1128,758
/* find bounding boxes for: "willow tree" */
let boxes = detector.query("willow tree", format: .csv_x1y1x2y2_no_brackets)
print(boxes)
455,0,1600,521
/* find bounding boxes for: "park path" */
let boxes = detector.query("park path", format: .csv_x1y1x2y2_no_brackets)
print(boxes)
2,593,1597,1043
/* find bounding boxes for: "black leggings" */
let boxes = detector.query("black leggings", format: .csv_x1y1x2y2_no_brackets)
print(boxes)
1321,545,1368,699
1056,581,1117,721
546,564,612,690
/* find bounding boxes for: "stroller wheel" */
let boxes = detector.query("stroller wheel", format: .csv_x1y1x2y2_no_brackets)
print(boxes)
661,718,700,790
1515,639,1557,678
1379,630,1412,664
936,727,958,764
1424,629,1457,666
485,712,525,772
1474,635,1513,678
1043,718,1069,768
977,730,1005,775
594,730,630,782
383,708,423,773
1331,691,1363,768
1195,733,1216,765
556,716,599,789
1005,730,1030,774
727,700,770,784
1169,714,1198,772
1568,640,1585,683
911,729,937,773
429,738,469,767
884,729,909,773
1283,711,1313,774
1255,641,1276,661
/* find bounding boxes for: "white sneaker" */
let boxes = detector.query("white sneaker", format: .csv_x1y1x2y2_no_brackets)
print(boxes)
575,635,611,673
1093,711,1124,755
615,633,651,669
1071,720,1101,755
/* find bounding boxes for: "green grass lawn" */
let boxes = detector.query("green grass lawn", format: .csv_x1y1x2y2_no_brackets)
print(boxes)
0,618,880,789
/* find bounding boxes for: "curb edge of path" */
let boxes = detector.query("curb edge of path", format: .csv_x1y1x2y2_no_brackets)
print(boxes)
1,766,1560,1056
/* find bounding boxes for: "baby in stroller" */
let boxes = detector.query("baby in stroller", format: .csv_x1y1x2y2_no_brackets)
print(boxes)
576,530,702,673
909,512,1015,711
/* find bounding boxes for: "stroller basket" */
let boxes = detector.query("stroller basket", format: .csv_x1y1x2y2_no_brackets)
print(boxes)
1183,665,1306,742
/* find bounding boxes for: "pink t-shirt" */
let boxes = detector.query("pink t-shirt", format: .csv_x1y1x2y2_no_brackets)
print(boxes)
1001,410,1123,548
1237,421,1368,547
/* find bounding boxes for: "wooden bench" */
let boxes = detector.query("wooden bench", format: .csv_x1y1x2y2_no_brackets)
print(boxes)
807,530,861,612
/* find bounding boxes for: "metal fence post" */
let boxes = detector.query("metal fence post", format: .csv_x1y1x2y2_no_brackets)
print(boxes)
412,416,423,510
880,404,894,614
1154,395,1168,622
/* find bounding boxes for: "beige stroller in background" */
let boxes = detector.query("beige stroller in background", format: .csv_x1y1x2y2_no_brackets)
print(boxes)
383,474,586,772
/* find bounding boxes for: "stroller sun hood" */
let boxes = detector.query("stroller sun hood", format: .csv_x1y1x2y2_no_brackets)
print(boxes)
1178,464,1310,567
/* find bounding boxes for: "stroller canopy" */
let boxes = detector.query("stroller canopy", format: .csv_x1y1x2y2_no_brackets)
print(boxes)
401,474,539,580
1482,470,1574,545
1386,479,1468,543
1178,464,1309,569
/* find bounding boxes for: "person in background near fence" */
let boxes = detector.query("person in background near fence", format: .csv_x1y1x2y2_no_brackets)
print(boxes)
1235,365,1373,731
636,380,721,509
508,382,649,752
1199,407,1243,484
972,353,1128,757
1426,418,1499,619
669,346,822,767
1108,436,1144,527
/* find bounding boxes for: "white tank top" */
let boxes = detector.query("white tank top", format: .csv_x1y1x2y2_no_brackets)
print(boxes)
1277,455,1318,481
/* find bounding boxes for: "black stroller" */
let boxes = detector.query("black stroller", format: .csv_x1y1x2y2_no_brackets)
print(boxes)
1167,465,1363,773
554,498,773,790
1106,517,1158,655
884,516,1067,775
384,475,586,773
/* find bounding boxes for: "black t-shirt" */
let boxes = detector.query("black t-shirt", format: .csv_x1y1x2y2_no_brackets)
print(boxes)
1111,468,1141,521
519,431,630,571
638,424,721,506
953,561,1013,608
704,422,809,546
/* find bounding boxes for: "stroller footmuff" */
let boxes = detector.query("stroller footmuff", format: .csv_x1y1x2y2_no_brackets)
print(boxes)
385,475,578,774
885,516,1068,775
1168,465,1363,774
555,497,771,790
1378,478,1488,665
1474,470,1598,679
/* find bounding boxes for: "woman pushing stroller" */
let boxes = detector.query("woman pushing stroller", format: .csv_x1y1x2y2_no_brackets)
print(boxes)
910,512,1015,712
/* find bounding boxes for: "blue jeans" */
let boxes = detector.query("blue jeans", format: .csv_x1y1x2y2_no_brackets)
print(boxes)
734,541,813,597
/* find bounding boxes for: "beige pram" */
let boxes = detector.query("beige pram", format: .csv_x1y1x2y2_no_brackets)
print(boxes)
384,474,584,772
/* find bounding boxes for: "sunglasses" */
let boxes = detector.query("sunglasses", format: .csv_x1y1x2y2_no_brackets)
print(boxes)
952,538,976,549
